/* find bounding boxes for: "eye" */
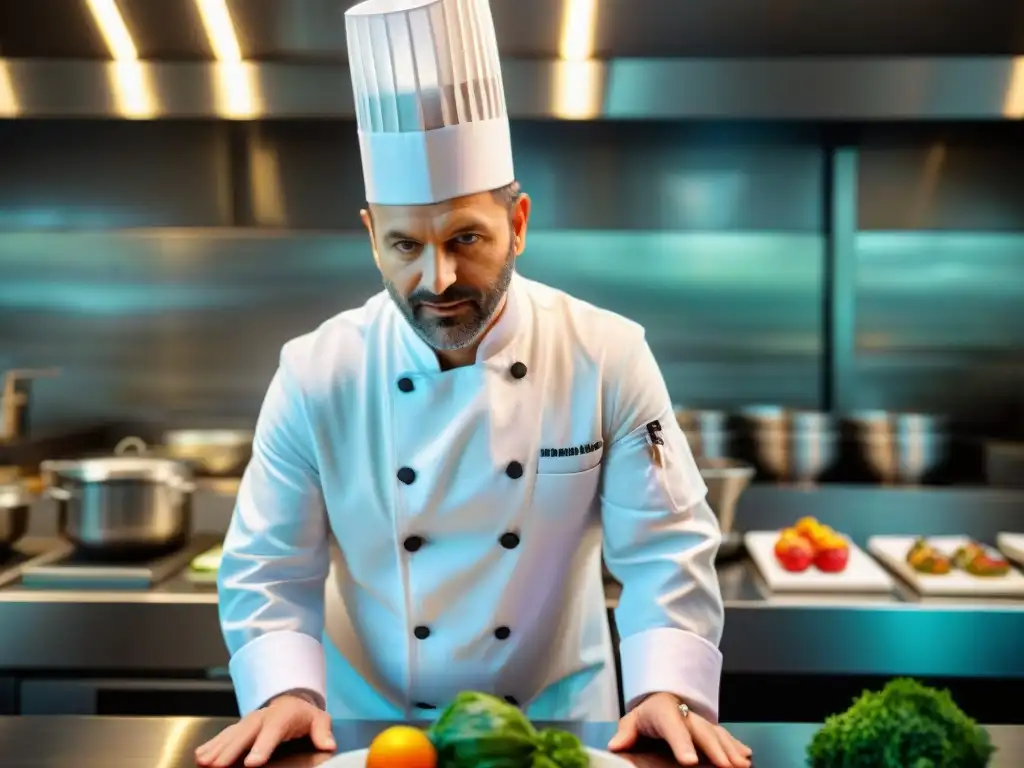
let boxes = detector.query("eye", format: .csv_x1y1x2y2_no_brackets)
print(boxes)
394,240,420,254
452,233,480,246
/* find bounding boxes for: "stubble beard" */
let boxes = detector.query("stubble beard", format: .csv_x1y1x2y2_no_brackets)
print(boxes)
386,240,516,352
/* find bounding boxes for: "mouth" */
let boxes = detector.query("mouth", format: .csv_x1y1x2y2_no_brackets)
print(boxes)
420,300,472,317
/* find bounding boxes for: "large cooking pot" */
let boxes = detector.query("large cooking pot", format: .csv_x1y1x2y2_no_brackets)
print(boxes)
41,453,195,557
0,480,30,553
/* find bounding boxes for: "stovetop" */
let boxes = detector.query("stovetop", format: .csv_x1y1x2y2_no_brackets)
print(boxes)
17,535,220,591
0,538,75,589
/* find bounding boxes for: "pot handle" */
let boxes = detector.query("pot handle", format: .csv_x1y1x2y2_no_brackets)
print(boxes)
115,436,149,456
44,486,73,501
171,478,198,493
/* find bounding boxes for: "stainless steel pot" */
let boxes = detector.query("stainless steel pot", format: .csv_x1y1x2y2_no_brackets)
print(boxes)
115,430,253,477
41,455,195,556
0,480,30,552
738,407,837,483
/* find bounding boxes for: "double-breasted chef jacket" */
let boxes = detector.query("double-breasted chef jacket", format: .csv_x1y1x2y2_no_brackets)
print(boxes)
218,272,726,724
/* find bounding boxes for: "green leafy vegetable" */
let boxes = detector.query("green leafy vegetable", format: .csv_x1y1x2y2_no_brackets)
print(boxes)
427,691,589,768
807,678,995,768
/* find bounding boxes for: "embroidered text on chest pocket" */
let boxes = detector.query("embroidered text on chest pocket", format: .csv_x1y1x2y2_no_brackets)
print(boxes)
536,443,604,476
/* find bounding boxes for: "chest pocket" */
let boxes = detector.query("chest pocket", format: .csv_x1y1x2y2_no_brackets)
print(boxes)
531,444,604,520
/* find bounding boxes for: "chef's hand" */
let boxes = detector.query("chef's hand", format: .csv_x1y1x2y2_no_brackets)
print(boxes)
194,693,336,768
608,692,752,767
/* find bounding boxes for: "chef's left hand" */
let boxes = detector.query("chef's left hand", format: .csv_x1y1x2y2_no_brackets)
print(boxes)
608,692,752,767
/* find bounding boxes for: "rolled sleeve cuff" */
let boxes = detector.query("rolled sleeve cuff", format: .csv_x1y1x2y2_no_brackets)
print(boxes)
619,627,723,724
229,630,327,716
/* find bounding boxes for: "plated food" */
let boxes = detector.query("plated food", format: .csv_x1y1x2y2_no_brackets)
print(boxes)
906,538,1009,577
773,516,849,573
323,691,628,768
868,535,1024,597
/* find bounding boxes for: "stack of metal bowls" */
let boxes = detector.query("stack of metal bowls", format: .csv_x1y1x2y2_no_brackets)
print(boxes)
674,408,731,460
846,411,948,485
738,405,838,484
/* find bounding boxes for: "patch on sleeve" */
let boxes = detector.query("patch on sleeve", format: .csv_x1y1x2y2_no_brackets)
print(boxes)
646,419,665,467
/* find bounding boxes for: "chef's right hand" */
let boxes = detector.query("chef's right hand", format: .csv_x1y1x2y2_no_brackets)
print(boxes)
194,693,336,768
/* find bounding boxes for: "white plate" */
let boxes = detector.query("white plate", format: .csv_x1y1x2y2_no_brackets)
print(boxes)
868,535,1024,597
997,533,1024,568
318,746,633,767
744,531,895,593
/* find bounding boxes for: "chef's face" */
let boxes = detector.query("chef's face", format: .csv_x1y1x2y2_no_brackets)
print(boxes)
362,184,531,353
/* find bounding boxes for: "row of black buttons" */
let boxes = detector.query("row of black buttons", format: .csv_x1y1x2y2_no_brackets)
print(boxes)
410,624,512,641
398,460,523,485
415,695,519,710
402,532,520,553
396,362,528,395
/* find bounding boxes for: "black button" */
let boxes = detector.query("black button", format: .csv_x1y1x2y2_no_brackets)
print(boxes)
510,362,528,380
494,626,511,640
506,461,523,479
504,695,519,706
397,377,415,393
414,702,436,710
404,535,425,553
499,532,520,550
414,625,431,640
397,467,416,485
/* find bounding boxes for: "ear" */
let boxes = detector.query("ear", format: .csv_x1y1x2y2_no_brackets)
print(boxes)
510,193,531,257
360,208,382,269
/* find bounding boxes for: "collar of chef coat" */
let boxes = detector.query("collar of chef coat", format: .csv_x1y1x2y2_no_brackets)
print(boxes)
395,271,529,374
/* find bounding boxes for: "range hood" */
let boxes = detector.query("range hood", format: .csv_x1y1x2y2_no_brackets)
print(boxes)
2,0,1024,120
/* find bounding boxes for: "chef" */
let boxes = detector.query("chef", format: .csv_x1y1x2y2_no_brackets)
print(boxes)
196,1,751,767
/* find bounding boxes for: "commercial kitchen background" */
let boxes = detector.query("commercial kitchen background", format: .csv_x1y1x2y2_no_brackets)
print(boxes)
1,0,1023,725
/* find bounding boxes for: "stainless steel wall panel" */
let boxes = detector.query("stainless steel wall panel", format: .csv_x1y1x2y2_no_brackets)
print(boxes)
0,122,233,230
850,232,1024,427
237,121,824,231
0,228,823,431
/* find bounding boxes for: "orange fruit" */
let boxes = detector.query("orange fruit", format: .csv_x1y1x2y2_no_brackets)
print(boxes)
365,725,437,768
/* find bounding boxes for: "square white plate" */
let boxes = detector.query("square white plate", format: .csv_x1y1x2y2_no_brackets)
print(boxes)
868,535,1024,597
997,533,1024,568
745,531,894,593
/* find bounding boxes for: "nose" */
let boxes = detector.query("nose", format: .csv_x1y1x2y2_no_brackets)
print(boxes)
420,245,457,296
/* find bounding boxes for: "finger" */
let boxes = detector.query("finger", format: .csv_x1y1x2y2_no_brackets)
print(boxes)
212,719,263,768
607,711,639,752
245,715,288,768
714,726,751,767
195,725,234,758
685,717,731,768
310,712,337,752
719,726,753,760
652,706,698,765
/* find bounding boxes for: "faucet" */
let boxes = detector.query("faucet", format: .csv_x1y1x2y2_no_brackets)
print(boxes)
0,368,61,443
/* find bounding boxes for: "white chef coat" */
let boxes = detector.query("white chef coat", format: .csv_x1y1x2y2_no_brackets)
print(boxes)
218,272,725,724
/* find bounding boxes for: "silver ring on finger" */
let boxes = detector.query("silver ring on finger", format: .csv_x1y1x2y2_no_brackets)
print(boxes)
678,703,690,719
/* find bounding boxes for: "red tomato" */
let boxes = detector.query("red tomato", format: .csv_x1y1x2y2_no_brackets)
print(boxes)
815,545,850,573
774,541,814,572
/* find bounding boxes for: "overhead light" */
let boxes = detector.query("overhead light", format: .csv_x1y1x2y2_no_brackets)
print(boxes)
559,0,598,62
195,0,243,63
555,0,602,119
0,62,19,116
85,0,138,61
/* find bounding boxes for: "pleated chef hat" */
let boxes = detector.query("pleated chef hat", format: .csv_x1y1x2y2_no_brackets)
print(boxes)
345,0,514,206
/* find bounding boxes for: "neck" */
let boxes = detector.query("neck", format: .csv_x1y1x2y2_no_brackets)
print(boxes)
434,294,508,370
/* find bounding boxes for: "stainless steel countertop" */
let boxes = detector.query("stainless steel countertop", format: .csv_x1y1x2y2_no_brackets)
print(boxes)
1,539,1023,678
0,717,1021,768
